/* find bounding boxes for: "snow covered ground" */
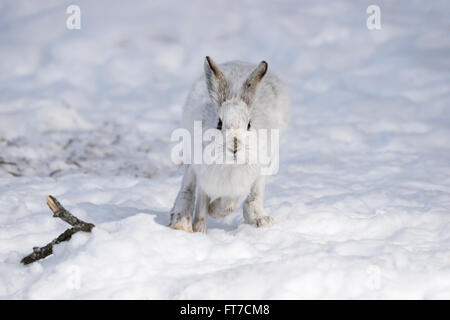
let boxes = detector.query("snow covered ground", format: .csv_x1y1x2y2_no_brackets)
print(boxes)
1,0,450,299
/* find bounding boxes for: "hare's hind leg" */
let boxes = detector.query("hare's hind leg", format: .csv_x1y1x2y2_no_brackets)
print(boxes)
208,197,239,218
243,176,274,227
168,165,196,232
193,188,210,233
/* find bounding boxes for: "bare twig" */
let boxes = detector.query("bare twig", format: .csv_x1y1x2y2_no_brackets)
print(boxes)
46,195,94,231
21,195,95,265
62,138,74,150
1,157,21,176
66,159,81,168
49,169,61,177
0,159,17,166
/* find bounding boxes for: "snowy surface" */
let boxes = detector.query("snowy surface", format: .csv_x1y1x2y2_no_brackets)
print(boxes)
1,0,450,299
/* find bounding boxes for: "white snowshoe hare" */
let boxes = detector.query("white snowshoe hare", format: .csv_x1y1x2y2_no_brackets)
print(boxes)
169,57,290,233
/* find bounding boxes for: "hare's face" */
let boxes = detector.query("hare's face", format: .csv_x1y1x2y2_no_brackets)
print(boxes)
217,99,251,159
204,56,268,162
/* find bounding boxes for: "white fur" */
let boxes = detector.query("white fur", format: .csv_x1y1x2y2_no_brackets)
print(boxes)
169,58,290,233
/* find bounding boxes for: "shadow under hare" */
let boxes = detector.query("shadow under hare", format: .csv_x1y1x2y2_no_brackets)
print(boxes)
168,56,290,233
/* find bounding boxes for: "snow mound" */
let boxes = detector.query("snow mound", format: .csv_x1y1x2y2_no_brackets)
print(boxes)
0,100,93,140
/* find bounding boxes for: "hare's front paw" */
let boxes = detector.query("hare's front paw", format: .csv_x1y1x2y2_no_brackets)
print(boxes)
193,218,207,233
244,213,274,228
254,215,274,228
168,213,193,233
243,204,275,228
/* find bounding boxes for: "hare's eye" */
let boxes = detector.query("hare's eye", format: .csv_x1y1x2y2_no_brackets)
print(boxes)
247,121,251,131
217,119,222,130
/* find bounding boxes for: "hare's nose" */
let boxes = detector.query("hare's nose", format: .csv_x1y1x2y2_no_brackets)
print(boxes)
227,136,240,154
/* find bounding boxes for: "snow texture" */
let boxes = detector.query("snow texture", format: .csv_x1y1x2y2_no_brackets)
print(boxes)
0,0,449,299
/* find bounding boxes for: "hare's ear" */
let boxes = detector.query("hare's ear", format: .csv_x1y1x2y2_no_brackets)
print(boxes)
241,61,268,106
204,56,231,106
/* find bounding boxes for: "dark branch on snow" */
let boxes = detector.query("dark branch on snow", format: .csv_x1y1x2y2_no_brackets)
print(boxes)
21,195,95,265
